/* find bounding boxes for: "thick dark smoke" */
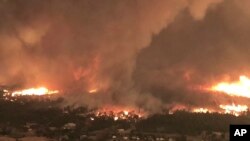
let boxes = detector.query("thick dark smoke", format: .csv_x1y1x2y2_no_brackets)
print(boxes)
3,0,250,111
135,0,250,109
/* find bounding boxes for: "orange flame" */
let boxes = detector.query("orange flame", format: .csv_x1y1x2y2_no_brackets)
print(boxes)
211,75,250,98
12,87,59,96
192,108,213,113
94,106,144,120
88,88,98,94
219,104,248,116
172,103,249,116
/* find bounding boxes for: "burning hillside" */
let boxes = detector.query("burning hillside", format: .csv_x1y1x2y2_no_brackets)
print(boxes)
11,87,59,96
211,75,250,98
1,0,250,118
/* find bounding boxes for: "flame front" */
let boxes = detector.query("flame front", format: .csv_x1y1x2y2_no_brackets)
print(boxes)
171,104,248,116
211,75,250,98
12,87,59,96
192,108,213,113
219,104,248,116
191,104,248,116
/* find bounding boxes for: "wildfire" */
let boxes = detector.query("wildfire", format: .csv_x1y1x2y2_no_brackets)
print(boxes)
192,108,213,113
219,104,248,116
123,110,129,115
173,104,249,116
192,104,248,116
114,116,119,121
11,87,59,96
94,106,144,121
211,75,250,98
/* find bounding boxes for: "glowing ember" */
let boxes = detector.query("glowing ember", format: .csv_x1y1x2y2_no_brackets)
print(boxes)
123,110,129,115
88,89,98,94
94,106,144,121
219,104,248,116
192,108,212,113
211,75,250,98
12,87,59,96
171,104,248,116
114,116,119,121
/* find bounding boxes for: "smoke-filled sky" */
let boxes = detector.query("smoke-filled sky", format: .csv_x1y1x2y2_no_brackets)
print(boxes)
1,0,250,111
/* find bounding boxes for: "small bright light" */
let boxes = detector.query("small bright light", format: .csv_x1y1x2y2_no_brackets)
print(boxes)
89,89,97,94
114,116,119,121
193,108,211,113
123,110,129,115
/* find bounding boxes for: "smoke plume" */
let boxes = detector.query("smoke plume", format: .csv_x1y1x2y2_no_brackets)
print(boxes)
5,0,250,112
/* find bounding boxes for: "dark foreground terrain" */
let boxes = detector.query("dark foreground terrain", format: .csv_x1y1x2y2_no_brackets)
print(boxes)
0,94,250,141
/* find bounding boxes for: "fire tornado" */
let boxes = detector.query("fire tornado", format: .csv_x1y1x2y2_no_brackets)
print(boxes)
1,0,250,116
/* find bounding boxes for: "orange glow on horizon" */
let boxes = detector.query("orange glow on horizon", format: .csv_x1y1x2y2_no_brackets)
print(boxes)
169,104,249,116
192,108,213,113
11,87,59,96
219,104,248,116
